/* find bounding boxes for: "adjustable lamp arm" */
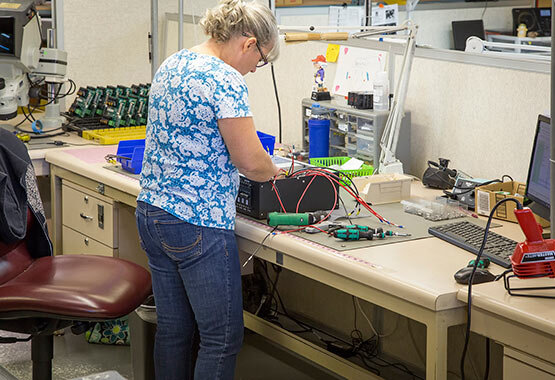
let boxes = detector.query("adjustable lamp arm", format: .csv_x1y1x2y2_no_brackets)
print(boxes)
353,20,418,174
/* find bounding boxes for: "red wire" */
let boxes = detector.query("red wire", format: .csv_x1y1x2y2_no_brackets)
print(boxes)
292,171,338,222
270,180,287,213
291,168,402,227
279,224,330,234
269,166,402,229
295,174,317,212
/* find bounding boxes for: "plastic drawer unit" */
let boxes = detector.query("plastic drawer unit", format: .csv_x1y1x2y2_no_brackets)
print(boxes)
301,97,411,171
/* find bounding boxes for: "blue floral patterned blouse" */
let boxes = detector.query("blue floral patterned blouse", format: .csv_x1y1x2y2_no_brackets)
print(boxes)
138,50,252,230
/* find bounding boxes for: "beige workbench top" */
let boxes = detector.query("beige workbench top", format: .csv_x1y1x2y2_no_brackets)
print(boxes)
458,278,555,336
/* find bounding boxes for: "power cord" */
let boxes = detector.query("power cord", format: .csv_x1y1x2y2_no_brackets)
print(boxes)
255,260,422,379
270,62,282,144
460,197,523,380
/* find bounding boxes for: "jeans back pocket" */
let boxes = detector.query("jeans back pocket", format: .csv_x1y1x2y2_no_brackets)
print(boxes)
153,216,202,260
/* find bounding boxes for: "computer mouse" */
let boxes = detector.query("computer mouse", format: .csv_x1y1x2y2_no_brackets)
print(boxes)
454,266,496,285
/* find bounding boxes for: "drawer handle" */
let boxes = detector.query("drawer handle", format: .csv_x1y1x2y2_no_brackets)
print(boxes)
84,238,89,246
84,196,89,203
80,213,93,221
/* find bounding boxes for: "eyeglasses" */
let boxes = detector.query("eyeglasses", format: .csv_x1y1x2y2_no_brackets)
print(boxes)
242,33,268,68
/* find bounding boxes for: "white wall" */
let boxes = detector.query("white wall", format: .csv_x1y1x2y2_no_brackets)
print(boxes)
62,0,218,91
62,0,549,181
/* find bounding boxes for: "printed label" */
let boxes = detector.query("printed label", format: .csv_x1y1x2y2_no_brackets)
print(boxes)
521,251,555,264
476,190,490,216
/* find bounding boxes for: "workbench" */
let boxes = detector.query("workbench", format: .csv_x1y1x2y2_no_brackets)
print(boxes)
42,144,554,380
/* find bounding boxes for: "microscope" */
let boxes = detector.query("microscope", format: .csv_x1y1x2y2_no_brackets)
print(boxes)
0,0,67,132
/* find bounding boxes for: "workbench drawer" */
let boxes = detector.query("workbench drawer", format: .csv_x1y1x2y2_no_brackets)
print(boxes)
62,226,115,257
62,181,118,247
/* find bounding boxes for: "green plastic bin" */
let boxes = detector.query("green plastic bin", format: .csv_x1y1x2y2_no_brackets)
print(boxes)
309,156,374,185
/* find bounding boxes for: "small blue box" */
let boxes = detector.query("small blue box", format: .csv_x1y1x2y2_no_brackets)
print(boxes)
257,131,275,155
116,139,145,174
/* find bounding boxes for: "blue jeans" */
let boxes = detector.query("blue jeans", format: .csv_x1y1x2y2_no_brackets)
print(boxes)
135,201,244,380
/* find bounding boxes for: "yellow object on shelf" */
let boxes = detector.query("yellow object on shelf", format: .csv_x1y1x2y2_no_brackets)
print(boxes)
82,125,146,145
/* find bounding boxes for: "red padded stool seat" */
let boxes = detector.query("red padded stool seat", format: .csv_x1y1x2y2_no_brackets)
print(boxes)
0,254,151,320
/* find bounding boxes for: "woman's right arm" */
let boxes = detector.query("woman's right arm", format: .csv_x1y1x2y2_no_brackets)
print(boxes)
218,116,280,182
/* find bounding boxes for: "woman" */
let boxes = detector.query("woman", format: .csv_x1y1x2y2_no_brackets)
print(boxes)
135,0,281,378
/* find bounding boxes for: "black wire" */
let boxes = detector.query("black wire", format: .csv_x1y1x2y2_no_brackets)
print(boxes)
358,353,381,375
270,63,282,144
26,105,36,121
460,197,523,380
444,178,502,198
263,279,420,379
484,338,490,380
364,0,370,27
352,296,358,331
339,195,353,224
370,356,422,380
481,0,489,20
38,79,77,100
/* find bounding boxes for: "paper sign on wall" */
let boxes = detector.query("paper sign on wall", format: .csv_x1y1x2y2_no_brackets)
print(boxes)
328,6,364,33
332,46,387,97
372,4,398,26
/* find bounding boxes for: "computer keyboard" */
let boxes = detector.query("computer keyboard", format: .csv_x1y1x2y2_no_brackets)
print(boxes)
428,221,517,268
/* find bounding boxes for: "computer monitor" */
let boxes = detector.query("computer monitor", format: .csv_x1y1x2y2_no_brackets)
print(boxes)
452,20,485,51
525,114,551,221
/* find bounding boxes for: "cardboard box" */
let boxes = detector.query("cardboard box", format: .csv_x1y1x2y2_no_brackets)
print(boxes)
475,181,550,227
284,0,302,5
352,173,412,205
275,0,285,6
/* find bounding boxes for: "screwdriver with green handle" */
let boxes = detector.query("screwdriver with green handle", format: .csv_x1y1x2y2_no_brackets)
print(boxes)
333,227,411,241
333,228,376,240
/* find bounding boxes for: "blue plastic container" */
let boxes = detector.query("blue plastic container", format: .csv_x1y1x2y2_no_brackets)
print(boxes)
257,131,276,155
308,118,330,159
116,139,146,174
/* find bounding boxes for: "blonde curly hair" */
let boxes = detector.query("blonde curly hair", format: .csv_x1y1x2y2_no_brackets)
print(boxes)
200,0,280,62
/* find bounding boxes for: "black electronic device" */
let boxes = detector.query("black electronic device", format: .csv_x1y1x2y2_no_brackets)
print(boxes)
512,8,551,36
236,157,339,219
311,90,331,101
422,158,457,190
428,221,517,268
0,17,15,56
447,177,492,210
0,0,36,58
525,114,551,221
347,91,373,109
452,20,485,51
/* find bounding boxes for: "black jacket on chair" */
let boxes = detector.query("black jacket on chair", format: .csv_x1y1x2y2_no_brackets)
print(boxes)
0,129,52,257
